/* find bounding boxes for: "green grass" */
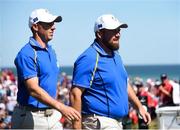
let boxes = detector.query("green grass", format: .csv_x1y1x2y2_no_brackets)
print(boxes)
125,118,159,130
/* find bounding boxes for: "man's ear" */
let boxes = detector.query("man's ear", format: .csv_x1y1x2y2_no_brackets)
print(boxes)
96,31,103,39
32,24,38,32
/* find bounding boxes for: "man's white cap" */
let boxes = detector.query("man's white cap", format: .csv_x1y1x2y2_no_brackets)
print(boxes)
94,14,128,32
29,8,62,28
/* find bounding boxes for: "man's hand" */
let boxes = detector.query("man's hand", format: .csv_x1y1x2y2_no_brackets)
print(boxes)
60,105,81,122
138,106,151,125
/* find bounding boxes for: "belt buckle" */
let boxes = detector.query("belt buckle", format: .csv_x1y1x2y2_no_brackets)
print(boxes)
44,109,53,117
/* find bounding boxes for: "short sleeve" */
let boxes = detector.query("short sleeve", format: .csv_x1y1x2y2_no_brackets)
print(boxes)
72,54,96,89
14,53,37,80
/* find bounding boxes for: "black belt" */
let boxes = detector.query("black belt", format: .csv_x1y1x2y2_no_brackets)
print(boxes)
16,104,53,116
17,104,51,111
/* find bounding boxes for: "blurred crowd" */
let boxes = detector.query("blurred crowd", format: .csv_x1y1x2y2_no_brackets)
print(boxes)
0,68,179,129
126,74,180,129
0,68,17,128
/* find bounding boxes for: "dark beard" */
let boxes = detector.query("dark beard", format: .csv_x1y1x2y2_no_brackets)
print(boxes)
103,41,119,51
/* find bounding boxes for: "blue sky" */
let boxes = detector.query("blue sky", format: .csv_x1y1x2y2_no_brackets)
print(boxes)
0,0,179,67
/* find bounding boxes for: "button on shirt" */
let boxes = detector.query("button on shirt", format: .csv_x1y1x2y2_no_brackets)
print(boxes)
14,37,59,108
72,40,129,119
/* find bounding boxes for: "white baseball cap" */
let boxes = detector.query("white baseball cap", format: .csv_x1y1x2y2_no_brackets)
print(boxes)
94,14,128,32
29,8,62,28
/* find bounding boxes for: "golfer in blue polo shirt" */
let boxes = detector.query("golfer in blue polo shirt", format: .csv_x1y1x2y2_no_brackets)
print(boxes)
11,8,80,129
70,14,151,130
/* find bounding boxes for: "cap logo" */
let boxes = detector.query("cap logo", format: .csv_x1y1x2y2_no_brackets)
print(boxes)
111,16,118,22
98,24,102,28
33,17,38,23
45,9,49,13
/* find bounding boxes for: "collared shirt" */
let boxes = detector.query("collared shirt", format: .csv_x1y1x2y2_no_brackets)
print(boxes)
72,40,129,119
14,37,59,108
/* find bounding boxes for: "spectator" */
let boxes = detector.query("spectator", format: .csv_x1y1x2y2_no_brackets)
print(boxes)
159,74,175,107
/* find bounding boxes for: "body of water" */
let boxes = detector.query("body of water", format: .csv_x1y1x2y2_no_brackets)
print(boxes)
125,65,180,81
3,64,180,81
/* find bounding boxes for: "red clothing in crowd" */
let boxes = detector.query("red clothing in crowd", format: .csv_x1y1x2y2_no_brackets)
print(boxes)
160,80,174,106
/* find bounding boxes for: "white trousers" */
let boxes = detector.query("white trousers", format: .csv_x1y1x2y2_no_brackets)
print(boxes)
82,114,123,130
11,106,63,129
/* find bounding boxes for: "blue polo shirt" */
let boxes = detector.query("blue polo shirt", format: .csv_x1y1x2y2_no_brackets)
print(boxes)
14,37,59,108
72,40,129,119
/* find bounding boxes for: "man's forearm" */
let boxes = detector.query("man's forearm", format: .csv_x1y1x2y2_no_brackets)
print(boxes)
127,83,143,109
26,77,81,122
25,77,61,108
70,87,83,129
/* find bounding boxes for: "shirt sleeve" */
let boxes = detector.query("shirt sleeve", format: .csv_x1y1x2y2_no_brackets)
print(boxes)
72,54,96,89
15,53,37,80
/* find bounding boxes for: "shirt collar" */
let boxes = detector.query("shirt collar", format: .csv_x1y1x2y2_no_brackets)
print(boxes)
29,37,50,49
92,40,115,56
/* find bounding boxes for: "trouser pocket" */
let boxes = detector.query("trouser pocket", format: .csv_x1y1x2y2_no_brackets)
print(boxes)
96,116,123,130
82,116,100,130
11,106,30,129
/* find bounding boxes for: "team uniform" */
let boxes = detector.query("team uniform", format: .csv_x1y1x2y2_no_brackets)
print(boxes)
12,37,62,129
72,40,129,129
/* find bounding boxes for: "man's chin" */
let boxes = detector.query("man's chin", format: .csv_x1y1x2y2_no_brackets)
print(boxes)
48,37,53,41
113,47,119,51
112,45,119,50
